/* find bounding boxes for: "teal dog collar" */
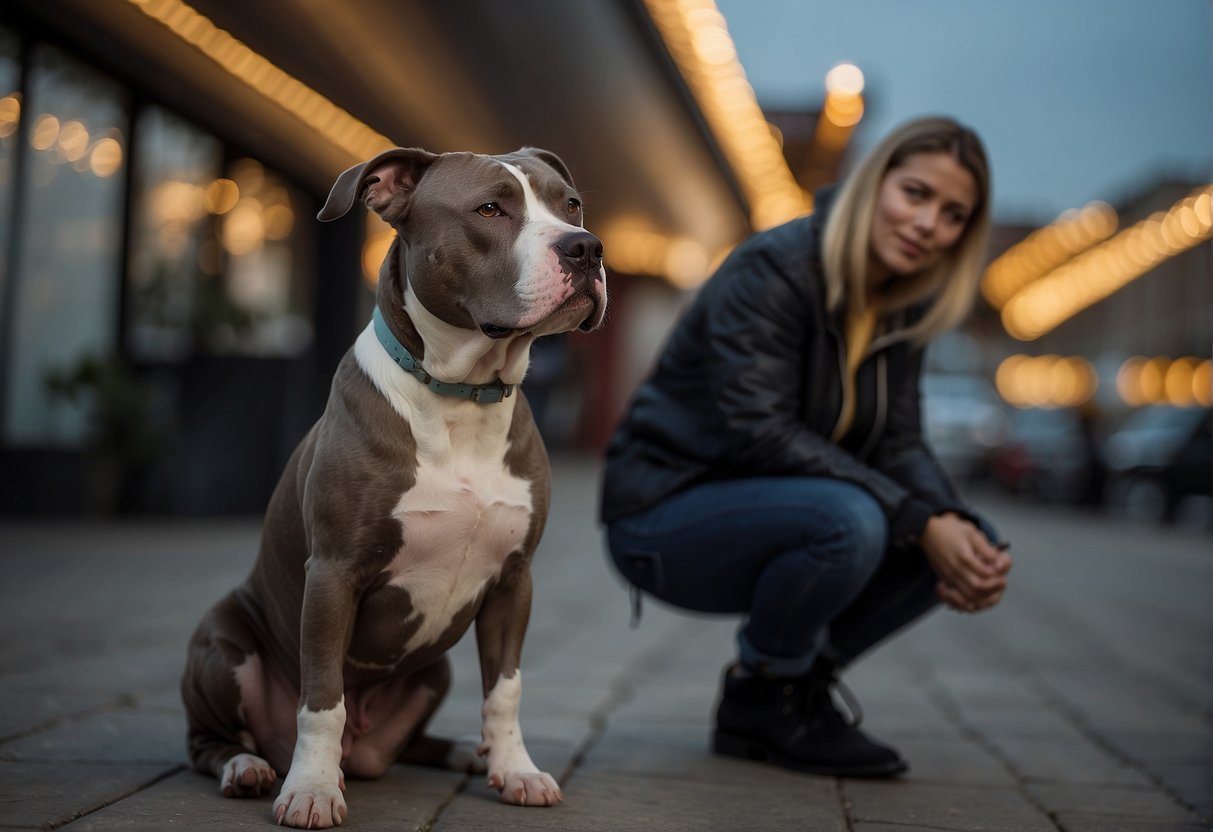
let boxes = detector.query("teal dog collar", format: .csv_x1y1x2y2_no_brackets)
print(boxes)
372,306,514,404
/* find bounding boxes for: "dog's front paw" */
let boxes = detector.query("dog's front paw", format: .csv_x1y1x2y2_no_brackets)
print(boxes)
220,753,277,798
272,775,347,828
487,769,563,806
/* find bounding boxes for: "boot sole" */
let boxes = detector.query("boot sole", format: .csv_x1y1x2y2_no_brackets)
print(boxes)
712,730,908,779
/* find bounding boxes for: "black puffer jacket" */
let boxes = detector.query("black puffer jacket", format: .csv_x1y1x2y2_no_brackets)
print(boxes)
600,189,981,548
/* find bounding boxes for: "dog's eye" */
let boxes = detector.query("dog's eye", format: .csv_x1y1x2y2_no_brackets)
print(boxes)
476,203,502,218
566,198,582,214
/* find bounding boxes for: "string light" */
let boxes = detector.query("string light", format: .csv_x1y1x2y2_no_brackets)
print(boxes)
814,62,864,150
1117,356,1212,407
126,0,393,163
0,94,20,138
641,0,812,231
995,354,1098,408
982,201,1117,309
1002,186,1213,340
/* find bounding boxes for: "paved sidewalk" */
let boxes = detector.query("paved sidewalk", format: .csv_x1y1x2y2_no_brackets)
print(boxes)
1,455,1209,831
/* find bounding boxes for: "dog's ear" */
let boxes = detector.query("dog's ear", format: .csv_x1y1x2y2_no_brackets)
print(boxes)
317,147,440,223
517,147,576,190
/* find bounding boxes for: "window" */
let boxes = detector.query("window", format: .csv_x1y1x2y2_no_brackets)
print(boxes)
126,106,222,361
210,157,312,356
0,28,19,321
0,34,316,456
128,113,313,361
3,45,127,447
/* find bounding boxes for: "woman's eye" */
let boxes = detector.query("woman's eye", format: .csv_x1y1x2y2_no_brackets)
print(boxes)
567,198,582,214
476,203,502,218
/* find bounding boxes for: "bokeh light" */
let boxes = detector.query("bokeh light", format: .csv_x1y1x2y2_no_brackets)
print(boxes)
1115,356,1211,407
995,354,1097,408
1002,186,1213,340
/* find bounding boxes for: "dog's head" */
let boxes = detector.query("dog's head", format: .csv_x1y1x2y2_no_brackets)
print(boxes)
319,147,607,339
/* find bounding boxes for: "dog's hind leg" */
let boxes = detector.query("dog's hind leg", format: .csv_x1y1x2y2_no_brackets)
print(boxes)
398,733,486,773
343,656,478,778
181,590,291,798
391,658,485,773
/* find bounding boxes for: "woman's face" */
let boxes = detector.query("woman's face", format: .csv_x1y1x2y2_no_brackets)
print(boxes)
868,151,978,286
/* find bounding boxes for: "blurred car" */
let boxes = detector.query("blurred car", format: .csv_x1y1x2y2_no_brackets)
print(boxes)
1102,405,1212,526
921,373,1007,481
992,407,1096,504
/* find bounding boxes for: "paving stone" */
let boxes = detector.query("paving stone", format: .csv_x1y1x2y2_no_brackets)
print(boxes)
0,688,112,743
1145,761,1213,818
338,765,469,831
1024,781,1200,822
1100,726,1213,766
1049,815,1208,832
2,467,1210,832
0,648,184,710
929,669,1046,709
576,722,802,787
986,735,1156,787
954,703,1085,739
859,706,966,741
1044,670,1210,732
1095,728,1213,817
60,765,464,831
887,738,1015,786
0,759,178,828
844,781,1054,831
588,721,1011,791
0,712,185,766
606,682,718,727
132,688,185,715
840,684,965,740
433,769,843,832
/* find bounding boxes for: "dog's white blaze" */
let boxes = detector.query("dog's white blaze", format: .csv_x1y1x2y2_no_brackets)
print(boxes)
279,699,345,793
388,450,531,652
358,339,532,653
499,161,596,325
353,299,534,658
481,671,540,777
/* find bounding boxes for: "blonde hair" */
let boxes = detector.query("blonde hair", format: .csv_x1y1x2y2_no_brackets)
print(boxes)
821,116,991,346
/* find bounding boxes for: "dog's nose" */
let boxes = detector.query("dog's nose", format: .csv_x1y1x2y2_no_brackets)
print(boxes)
555,231,604,275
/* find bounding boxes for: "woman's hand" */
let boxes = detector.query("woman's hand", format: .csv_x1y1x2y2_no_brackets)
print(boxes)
919,513,1012,613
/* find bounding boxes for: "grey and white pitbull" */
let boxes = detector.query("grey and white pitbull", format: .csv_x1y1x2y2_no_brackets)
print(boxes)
181,146,606,828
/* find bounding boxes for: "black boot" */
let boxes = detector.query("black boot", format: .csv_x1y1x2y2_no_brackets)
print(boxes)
712,661,907,777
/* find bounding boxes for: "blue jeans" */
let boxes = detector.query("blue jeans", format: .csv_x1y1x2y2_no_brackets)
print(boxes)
606,477,942,677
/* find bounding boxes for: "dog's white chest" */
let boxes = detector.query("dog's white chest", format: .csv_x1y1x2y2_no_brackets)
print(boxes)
386,445,532,652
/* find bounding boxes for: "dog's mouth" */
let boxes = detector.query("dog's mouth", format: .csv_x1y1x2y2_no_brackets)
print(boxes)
542,291,600,335
576,291,604,332
480,291,602,339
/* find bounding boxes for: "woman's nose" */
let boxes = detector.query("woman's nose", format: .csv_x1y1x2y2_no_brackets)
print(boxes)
913,206,939,237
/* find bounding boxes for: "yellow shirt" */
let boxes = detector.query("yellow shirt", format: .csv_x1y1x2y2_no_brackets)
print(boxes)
830,303,878,443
